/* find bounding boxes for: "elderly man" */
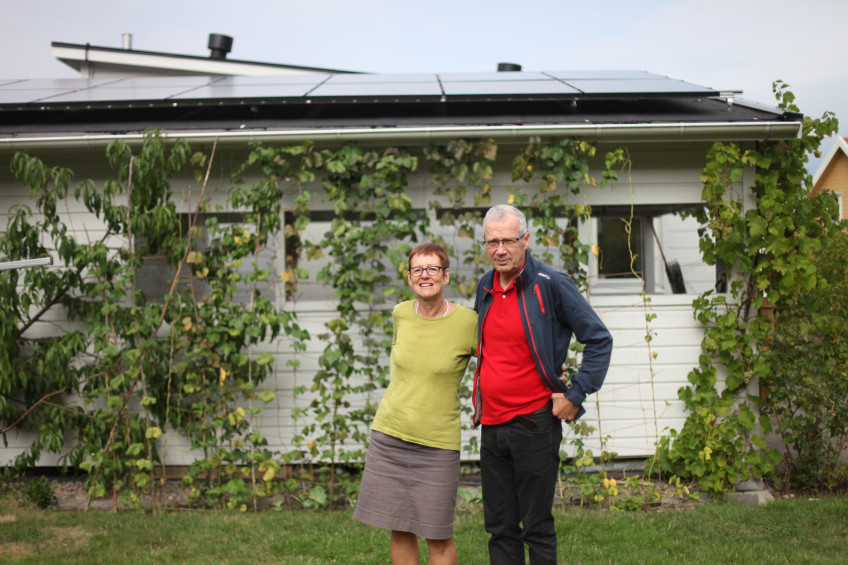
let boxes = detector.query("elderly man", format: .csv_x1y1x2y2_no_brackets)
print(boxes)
473,204,613,565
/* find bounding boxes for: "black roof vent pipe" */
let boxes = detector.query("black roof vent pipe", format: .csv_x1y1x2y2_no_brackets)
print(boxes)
208,34,233,60
497,62,522,72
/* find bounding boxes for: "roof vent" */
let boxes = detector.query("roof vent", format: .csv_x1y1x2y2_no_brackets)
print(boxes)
497,62,522,72
208,34,233,60
121,33,133,50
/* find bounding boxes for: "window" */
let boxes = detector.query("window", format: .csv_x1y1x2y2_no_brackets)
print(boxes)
597,216,643,280
587,209,714,295
589,214,649,294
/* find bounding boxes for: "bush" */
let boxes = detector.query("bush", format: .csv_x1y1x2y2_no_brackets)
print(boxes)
23,476,57,509
764,227,848,491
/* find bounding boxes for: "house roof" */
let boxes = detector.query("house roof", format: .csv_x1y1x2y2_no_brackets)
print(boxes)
813,136,848,186
51,39,359,78
0,38,804,150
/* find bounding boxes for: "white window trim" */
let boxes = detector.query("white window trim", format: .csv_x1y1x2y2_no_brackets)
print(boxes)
584,215,655,295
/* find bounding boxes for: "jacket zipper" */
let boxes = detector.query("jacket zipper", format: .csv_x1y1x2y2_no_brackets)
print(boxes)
534,283,545,314
521,278,560,392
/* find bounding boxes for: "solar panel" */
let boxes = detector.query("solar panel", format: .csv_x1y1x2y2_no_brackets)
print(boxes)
0,70,720,108
566,78,715,95
1,78,120,90
213,75,329,87
173,83,318,100
304,73,441,98
47,85,210,103
442,79,580,96
0,78,147,105
107,76,219,87
309,80,443,98
0,88,60,104
438,71,553,82
168,75,332,100
324,73,443,84
545,70,666,80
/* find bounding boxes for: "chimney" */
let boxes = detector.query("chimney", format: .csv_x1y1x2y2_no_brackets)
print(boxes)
121,33,133,50
497,62,522,72
208,34,233,60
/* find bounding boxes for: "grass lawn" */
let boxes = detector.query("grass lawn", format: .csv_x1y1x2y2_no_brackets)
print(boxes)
1,496,847,564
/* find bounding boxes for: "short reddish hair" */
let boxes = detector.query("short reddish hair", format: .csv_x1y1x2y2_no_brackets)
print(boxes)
408,242,450,270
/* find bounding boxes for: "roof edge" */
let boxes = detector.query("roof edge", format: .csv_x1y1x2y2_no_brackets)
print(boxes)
0,121,804,151
50,41,361,75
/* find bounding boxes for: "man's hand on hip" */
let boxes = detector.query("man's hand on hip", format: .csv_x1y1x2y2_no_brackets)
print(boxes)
551,393,579,423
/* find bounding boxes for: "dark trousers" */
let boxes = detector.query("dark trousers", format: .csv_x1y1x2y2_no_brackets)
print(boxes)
481,411,562,565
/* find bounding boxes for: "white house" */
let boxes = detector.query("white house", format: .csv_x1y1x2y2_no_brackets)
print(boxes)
0,36,803,467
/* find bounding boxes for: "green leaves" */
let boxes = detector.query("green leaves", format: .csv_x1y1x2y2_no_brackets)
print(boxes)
255,353,274,366
761,228,848,490
1,132,311,510
655,82,842,494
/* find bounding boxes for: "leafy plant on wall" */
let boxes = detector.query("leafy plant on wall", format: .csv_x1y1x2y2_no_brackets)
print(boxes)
1,132,302,511
0,130,672,510
653,83,843,494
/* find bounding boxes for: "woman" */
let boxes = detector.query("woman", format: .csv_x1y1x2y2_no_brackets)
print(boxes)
354,243,478,565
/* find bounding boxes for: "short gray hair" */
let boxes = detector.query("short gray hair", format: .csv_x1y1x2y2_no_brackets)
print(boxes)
484,204,528,235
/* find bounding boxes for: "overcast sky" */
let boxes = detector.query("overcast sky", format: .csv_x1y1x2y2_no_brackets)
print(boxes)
2,0,846,173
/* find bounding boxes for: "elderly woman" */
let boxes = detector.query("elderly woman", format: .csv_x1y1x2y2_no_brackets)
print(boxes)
354,242,478,565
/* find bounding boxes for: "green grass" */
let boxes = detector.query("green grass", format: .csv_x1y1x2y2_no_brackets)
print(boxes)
1,497,847,564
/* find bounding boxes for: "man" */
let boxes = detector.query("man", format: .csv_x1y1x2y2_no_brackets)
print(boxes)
473,204,613,565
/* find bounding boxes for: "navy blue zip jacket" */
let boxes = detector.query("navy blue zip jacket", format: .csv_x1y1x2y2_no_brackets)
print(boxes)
472,252,613,426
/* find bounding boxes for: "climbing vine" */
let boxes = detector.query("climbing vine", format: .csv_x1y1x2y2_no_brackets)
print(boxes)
3,131,622,505
1,132,303,511
510,138,617,283
654,82,843,494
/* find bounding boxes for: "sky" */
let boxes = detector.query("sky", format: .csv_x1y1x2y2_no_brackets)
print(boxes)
2,0,846,173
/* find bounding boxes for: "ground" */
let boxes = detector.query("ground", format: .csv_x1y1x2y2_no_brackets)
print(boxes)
1,470,711,513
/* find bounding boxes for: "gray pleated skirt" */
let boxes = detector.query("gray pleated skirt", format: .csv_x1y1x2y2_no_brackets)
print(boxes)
353,430,460,540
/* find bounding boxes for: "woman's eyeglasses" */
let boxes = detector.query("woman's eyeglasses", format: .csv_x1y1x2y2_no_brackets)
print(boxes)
408,266,445,277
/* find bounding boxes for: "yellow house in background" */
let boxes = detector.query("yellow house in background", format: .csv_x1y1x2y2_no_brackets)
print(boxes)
812,136,848,219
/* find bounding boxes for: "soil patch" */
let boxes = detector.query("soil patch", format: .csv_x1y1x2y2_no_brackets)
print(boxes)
4,471,713,513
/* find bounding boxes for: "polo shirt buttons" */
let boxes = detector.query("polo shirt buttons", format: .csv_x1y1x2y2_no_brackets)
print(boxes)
502,294,506,298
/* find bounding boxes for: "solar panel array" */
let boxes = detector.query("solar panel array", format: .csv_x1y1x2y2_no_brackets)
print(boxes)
0,71,718,109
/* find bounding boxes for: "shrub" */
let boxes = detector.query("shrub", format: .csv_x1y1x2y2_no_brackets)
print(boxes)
23,476,57,509
763,227,848,491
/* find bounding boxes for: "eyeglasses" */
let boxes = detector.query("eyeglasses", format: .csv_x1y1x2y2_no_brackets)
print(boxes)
482,235,525,249
408,266,445,277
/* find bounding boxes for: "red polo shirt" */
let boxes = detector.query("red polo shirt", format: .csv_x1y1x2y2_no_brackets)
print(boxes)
479,271,551,425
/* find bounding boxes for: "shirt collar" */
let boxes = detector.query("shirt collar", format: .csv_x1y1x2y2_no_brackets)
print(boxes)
493,260,527,292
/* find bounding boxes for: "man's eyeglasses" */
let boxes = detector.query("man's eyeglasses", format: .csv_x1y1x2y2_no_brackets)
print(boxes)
409,266,445,277
482,235,525,250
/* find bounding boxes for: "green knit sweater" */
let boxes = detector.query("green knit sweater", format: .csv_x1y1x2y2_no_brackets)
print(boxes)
371,301,478,451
